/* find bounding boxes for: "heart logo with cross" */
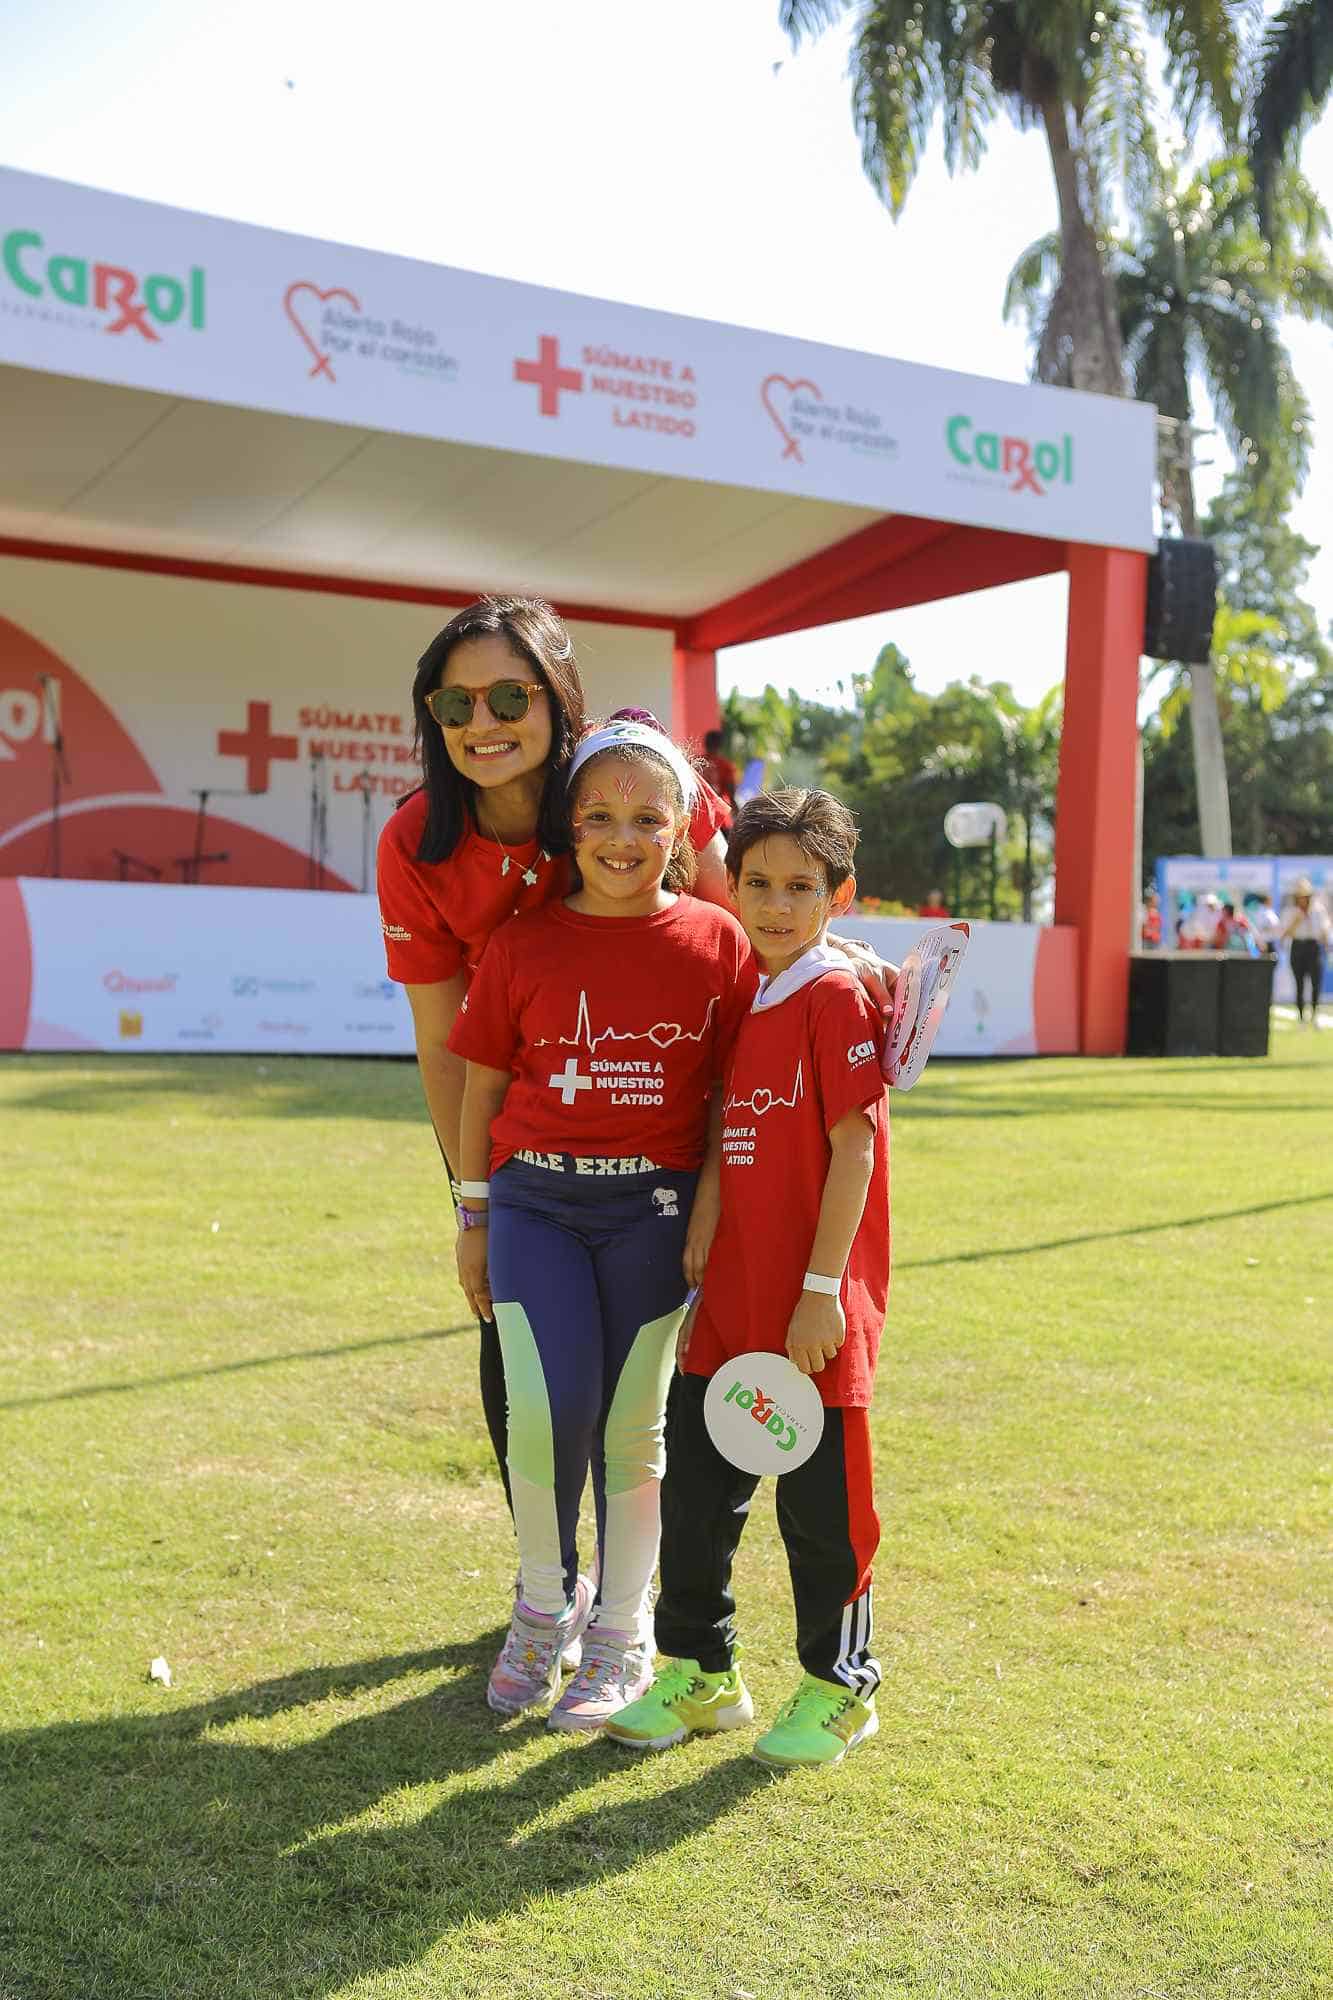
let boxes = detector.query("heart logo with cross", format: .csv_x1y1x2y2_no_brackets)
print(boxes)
284,281,364,383
761,373,823,464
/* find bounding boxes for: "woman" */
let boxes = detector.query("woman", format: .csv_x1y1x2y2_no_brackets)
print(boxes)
1281,878,1330,1026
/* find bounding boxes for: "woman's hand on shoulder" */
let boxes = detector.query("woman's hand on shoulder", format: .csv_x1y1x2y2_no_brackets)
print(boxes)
827,934,898,1015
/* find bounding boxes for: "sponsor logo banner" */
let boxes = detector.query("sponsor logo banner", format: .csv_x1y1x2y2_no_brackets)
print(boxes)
0,165,1156,551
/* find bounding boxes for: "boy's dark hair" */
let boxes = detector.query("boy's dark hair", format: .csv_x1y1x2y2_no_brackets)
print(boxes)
703,728,724,753
726,788,858,891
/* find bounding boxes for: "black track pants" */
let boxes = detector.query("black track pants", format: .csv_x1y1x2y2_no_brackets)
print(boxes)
654,1372,882,1696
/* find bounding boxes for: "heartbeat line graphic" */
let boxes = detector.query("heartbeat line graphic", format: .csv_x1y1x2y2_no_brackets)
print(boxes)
534,988,717,1054
724,1061,803,1118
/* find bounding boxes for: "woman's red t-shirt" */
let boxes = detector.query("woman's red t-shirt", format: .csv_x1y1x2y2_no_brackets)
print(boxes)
447,897,756,1171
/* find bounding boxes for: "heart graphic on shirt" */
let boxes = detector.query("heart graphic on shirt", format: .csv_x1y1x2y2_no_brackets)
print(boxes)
749,1088,773,1116
284,280,364,383
648,1023,683,1047
761,373,823,464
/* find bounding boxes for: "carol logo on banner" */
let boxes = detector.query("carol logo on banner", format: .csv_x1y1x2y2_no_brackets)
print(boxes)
704,1352,825,1475
885,922,971,1090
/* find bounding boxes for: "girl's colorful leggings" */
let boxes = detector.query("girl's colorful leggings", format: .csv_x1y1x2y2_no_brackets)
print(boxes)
487,1154,697,1635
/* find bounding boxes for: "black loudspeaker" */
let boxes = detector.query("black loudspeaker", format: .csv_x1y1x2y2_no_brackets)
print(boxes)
1127,955,1221,1057
1143,537,1218,664
1218,955,1276,1058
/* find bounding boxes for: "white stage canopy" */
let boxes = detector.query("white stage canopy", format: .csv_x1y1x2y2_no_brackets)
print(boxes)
0,164,1155,618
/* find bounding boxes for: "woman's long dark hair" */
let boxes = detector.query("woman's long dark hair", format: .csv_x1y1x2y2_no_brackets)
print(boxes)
410,597,587,864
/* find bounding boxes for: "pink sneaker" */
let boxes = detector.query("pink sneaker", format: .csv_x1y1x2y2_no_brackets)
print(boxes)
489,1576,595,1716
547,1627,654,1733
515,1569,595,1672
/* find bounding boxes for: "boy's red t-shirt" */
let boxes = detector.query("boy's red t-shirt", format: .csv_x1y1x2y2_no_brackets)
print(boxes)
377,784,730,986
687,967,890,1408
447,897,756,1171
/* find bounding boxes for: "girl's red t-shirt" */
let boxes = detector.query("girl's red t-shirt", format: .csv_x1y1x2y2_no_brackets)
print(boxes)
447,897,756,1171
376,783,731,987
687,968,890,1408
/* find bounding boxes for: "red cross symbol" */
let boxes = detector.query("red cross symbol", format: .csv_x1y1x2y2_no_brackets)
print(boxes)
217,701,300,792
514,335,584,417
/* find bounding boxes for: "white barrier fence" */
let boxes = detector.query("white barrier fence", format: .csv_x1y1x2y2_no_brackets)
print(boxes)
1,881,1078,1058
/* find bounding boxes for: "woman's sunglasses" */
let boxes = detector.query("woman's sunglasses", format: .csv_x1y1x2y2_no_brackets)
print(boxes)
425,680,546,730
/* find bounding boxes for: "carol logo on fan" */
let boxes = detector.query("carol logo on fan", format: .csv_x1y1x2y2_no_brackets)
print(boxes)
2,228,205,339
703,1350,825,1475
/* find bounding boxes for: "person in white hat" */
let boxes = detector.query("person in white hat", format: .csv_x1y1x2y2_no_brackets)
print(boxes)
1281,878,1330,1025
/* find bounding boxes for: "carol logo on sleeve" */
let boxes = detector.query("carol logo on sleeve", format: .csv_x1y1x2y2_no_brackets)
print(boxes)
704,1351,825,1475
2,228,205,340
946,414,1073,496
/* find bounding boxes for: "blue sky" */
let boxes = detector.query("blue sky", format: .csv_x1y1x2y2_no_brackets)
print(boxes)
5,0,1329,714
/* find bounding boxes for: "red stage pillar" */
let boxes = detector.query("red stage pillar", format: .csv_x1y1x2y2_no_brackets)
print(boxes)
672,643,720,745
1054,545,1148,1055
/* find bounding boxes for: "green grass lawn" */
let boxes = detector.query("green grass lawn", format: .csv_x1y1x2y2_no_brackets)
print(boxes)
2,1033,1330,2000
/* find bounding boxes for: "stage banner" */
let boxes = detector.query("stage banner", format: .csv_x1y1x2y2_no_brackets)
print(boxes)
0,554,671,892
0,165,1156,553
0,886,1078,1057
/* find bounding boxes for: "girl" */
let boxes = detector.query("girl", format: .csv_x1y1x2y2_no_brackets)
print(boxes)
447,721,754,1729
376,598,734,1502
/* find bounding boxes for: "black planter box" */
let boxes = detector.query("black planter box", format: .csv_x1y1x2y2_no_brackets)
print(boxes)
1127,953,1274,1058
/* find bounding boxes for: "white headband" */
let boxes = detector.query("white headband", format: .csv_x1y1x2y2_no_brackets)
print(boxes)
567,721,699,806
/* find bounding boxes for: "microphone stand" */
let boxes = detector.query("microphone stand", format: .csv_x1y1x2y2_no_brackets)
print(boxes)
307,753,329,891
357,772,374,893
178,787,250,883
39,676,71,879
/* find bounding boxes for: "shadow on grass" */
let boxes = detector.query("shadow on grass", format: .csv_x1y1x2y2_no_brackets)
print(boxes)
0,1322,476,1413
896,1189,1333,1271
4,1052,1324,1127
898,1084,1324,1119
1,1637,772,1999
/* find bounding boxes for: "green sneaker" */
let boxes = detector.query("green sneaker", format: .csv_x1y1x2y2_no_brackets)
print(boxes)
603,1657,754,1751
752,1674,878,1769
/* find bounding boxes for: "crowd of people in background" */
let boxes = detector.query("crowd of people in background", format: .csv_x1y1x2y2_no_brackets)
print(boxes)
1139,878,1330,1025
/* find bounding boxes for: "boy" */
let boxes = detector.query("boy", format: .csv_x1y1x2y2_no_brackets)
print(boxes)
606,788,888,1769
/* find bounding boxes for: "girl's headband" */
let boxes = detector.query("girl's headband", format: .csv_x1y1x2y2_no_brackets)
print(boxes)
567,721,699,806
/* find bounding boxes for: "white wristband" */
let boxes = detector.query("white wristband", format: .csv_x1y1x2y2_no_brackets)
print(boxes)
802,1271,842,1296
458,1180,491,1201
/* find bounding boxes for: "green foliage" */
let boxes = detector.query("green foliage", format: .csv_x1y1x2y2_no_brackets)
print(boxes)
1250,0,1333,233
1144,477,1333,858
778,1,1248,220
1005,155,1333,516
723,650,1061,917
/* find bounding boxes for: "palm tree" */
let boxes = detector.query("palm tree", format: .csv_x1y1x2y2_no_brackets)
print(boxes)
1251,0,1333,235
1004,155,1333,853
778,2,1247,394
